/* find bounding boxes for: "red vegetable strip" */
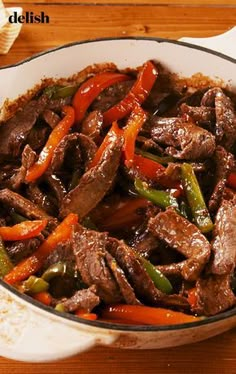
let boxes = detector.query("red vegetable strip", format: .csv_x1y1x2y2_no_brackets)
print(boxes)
75,308,98,320
101,304,201,325
26,106,75,183
132,154,165,178
72,72,130,124
32,291,52,306
0,220,48,241
187,288,198,310
89,121,123,169
4,213,78,285
103,61,158,126
123,105,147,167
227,172,236,189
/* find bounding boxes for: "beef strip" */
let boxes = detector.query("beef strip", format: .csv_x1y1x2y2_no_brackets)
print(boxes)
50,133,82,173
151,117,215,160
105,251,141,305
10,144,36,190
148,208,211,281
180,103,215,129
81,110,103,141
75,133,97,169
211,198,236,275
192,275,235,316
42,109,61,129
0,96,48,157
44,174,67,203
0,188,52,219
59,285,100,313
72,226,123,304
26,125,50,151
26,183,56,216
209,146,235,212
201,88,236,150
107,237,164,305
60,137,123,219
46,97,71,111
6,238,40,264
42,240,76,273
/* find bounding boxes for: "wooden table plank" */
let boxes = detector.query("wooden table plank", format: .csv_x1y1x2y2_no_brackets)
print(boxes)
3,0,236,5
1,4,236,66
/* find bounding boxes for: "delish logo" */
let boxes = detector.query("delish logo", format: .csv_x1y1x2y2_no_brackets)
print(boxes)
9,11,50,24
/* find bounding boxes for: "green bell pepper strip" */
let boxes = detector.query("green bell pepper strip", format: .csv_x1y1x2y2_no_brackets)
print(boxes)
181,163,214,233
44,85,78,99
0,238,13,278
42,262,67,282
10,211,27,223
139,256,173,294
22,275,49,294
135,148,174,165
134,178,179,210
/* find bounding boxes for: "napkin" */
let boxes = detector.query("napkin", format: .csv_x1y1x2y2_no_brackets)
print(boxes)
0,0,22,55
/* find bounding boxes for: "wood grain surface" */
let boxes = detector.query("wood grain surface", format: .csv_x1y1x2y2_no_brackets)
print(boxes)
1,1,236,373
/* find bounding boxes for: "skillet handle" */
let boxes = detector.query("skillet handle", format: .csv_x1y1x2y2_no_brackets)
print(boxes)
179,26,236,59
0,284,117,362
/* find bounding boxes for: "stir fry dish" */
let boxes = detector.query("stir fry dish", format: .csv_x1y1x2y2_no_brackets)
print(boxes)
0,60,236,326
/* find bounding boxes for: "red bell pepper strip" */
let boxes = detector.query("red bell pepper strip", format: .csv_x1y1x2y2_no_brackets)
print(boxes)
75,308,98,320
72,72,130,124
4,213,78,285
227,172,236,189
101,304,201,325
89,121,123,169
103,61,158,126
123,105,147,167
25,106,75,183
187,287,198,311
32,291,52,306
0,220,48,241
100,197,149,231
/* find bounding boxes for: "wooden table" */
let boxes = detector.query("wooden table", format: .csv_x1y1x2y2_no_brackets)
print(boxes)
1,0,236,372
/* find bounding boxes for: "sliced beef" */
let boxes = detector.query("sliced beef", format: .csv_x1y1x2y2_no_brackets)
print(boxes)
26,183,56,216
60,137,123,219
6,238,40,264
76,133,98,169
0,96,48,157
81,110,103,141
107,237,163,305
42,109,61,129
192,275,235,316
151,117,215,160
180,103,215,129
130,229,159,258
105,251,141,305
10,145,36,190
59,285,100,313
46,97,71,112
50,133,82,173
42,240,76,273
201,87,236,150
209,146,235,212
72,226,123,304
0,189,51,219
148,208,211,281
27,125,50,151
44,174,67,204
211,198,236,275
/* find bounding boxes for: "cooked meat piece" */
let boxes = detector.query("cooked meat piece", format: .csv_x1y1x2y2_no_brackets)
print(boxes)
202,88,236,150
81,110,103,140
105,251,141,305
26,183,56,216
130,229,159,258
44,174,67,203
6,238,40,264
50,133,82,173
72,226,123,304
27,125,50,151
76,133,97,169
148,208,211,281
60,137,123,219
0,96,48,157
160,294,190,312
192,275,235,316
46,97,71,111
59,285,100,313
181,88,209,107
42,240,76,273
91,80,134,112
136,135,164,154
107,237,163,305
0,189,51,219
209,146,235,212
180,103,215,129
211,198,236,275
10,144,36,190
151,117,215,160
42,109,61,129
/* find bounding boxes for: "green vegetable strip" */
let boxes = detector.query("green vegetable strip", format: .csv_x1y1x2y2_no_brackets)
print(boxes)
11,211,27,223
139,256,173,294
181,163,214,233
22,275,49,294
135,148,174,165
42,262,67,282
44,85,78,99
0,238,13,277
134,178,179,210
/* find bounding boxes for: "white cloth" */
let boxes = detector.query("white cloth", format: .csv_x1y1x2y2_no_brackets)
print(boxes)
0,0,23,55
